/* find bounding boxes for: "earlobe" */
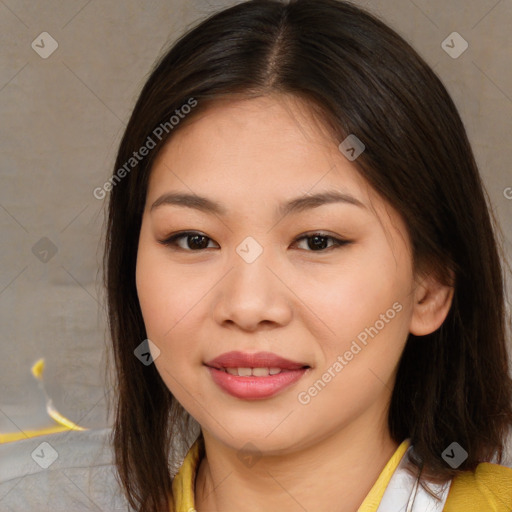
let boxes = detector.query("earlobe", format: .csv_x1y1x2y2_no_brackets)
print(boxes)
409,271,455,336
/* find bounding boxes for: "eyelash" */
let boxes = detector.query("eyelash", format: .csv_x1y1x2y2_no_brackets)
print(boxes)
158,231,352,253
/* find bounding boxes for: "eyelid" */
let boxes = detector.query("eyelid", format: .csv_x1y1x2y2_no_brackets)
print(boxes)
293,231,352,251
158,230,218,249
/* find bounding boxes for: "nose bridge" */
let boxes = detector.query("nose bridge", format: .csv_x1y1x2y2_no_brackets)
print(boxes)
213,234,292,329
231,234,276,302
235,235,266,266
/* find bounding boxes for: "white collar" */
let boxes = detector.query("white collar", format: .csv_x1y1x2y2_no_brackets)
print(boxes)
376,445,452,512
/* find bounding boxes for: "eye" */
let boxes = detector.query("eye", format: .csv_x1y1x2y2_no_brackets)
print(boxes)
292,232,352,252
158,231,218,251
159,230,351,252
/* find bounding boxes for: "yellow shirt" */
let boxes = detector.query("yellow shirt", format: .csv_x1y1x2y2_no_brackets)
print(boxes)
170,435,512,512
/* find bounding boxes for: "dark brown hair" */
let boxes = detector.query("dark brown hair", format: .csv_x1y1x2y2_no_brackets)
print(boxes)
103,0,512,510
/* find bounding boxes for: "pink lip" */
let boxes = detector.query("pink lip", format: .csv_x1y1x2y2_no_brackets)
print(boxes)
206,367,309,400
204,351,309,370
204,351,311,400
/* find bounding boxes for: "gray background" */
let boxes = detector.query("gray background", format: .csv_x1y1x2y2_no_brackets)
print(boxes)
1,0,511,461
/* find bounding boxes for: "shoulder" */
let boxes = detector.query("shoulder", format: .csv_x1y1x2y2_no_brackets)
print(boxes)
444,462,512,511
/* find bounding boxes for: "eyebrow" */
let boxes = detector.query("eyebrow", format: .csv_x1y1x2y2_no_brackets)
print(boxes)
150,190,366,217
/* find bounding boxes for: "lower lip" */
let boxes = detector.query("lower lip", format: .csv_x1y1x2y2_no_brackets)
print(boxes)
206,366,309,400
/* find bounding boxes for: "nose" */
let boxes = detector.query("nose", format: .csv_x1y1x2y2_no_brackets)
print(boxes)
211,246,293,332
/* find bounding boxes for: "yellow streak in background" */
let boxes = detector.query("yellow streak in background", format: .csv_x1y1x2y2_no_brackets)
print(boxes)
0,358,88,444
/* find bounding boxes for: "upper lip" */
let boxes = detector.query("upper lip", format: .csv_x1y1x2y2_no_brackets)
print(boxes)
205,351,310,370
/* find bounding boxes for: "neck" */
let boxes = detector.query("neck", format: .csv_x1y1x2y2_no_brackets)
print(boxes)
194,405,399,512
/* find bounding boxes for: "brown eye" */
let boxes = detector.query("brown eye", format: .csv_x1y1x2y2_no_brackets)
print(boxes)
293,232,351,252
159,231,218,251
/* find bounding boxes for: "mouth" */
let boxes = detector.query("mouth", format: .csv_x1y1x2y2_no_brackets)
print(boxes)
203,351,312,400
205,365,310,400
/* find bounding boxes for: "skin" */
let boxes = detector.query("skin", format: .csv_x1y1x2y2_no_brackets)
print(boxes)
136,94,453,512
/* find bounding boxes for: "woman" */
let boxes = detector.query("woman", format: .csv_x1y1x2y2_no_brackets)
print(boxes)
104,1,512,510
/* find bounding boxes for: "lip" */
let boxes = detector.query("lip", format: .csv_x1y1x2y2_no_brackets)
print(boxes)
206,366,309,400
204,351,309,370
204,351,311,400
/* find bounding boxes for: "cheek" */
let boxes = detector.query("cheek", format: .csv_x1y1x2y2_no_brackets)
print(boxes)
302,262,394,317
135,241,223,387
136,238,195,339
294,243,411,354
136,243,204,393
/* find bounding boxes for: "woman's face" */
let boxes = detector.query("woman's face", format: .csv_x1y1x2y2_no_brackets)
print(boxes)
136,94,419,453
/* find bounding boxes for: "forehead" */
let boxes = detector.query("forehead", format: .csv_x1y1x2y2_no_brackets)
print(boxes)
148,94,371,203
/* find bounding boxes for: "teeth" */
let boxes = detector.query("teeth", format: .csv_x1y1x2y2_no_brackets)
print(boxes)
253,367,269,377
223,367,284,376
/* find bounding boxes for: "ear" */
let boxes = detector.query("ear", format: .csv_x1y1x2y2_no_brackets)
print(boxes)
409,270,454,336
